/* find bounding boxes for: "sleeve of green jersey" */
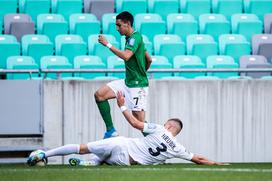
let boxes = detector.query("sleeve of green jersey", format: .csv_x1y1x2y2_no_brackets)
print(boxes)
125,34,140,53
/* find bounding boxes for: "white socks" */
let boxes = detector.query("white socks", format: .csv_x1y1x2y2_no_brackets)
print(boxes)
45,144,80,158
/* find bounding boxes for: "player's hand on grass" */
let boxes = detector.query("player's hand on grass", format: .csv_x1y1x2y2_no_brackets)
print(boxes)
216,162,231,166
117,91,125,107
98,35,108,46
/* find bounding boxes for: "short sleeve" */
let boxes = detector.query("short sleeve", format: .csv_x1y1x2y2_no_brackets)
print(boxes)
125,34,140,53
143,123,160,134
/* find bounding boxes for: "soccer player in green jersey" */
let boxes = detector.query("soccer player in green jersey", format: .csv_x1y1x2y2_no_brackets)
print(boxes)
96,11,152,139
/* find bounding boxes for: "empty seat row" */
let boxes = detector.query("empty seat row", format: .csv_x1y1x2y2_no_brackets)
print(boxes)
2,12,272,44
6,54,272,80
1,33,272,70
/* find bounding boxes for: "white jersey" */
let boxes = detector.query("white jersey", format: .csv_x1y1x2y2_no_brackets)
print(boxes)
127,123,194,165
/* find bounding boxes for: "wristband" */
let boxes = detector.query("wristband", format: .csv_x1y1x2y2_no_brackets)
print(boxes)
106,43,112,49
120,106,127,112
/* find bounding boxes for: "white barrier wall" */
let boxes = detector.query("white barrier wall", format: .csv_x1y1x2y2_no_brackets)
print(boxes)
43,79,272,164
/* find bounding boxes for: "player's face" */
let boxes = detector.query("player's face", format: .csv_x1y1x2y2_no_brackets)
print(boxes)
116,19,129,36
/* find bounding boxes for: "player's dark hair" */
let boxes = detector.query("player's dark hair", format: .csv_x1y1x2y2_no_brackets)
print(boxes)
169,118,183,134
116,11,134,26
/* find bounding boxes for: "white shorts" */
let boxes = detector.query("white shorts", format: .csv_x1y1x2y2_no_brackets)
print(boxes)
107,79,148,111
87,137,130,166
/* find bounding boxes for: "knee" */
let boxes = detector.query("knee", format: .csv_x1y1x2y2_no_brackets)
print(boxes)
79,144,89,154
94,90,103,101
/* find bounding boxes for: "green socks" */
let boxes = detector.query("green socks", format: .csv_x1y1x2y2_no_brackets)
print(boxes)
96,100,114,131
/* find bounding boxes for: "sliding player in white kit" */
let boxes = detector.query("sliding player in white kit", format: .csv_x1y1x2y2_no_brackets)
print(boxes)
27,92,224,166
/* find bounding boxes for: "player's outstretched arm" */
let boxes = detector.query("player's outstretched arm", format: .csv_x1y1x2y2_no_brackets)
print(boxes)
116,91,144,131
98,35,134,61
191,154,229,165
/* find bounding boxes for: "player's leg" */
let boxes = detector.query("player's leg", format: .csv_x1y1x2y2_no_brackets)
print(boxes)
69,154,102,166
94,84,117,138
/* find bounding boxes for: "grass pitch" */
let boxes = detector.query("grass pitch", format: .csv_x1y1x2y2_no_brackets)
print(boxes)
0,163,271,181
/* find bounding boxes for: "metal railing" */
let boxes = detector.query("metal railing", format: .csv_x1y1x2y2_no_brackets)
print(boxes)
1,68,272,79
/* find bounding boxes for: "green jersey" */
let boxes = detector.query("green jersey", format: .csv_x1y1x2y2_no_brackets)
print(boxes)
124,31,149,88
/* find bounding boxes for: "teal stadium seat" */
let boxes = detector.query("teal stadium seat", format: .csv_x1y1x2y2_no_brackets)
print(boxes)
135,13,166,42
153,34,186,64
206,55,239,78
0,19,2,34
37,14,69,43
149,56,172,79
102,13,121,42
173,55,206,78
180,0,211,18
219,34,251,63
231,14,263,41
21,34,54,67
211,0,243,20
51,0,83,21
244,0,272,19
107,56,125,78
148,0,179,21
55,34,87,64
19,0,51,22
6,56,39,79
167,13,198,41
69,13,100,42
199,14,231,41
0,35,20,69
88,34,119,64
186,34,218,63
40,56,73,79
116,0,147,16
121,35,153,55
74,55,107,79
0,0,17,21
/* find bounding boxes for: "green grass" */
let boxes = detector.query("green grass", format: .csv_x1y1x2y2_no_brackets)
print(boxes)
0,163,272,181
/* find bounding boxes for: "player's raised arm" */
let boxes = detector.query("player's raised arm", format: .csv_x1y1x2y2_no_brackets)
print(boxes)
116,91,144,131
98,34,134,61
191,154,228,165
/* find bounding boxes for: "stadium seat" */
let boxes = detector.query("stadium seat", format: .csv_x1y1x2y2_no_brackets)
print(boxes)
173,55,206,78
252,34,272,62
264,14,272,34
102,13,121,42
88,34,119,64
37,14,69,43
4,14,35,42
6,56,39,79
199,14,231,41
239,55,271,78
211,0,243,20
51,0,83,21
153,34,185,64
84,0,115,20
180,0,211,18
73,55,107,79
167,13,198,41
21,34,54,67
206,55,239,78
0,20,2,34
0,35,20,69
149,56,172,79
219,34,251,63
69,13,100,42
116,0,147,16
19,0,51,22
107,56,125,78
135,13,166,41
231,14,263,41
40,56,73,79
148,0,179,21
186,34,218,63
243,0,272,19
0,0,17,22
55,34,87,64
121,35,153,55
